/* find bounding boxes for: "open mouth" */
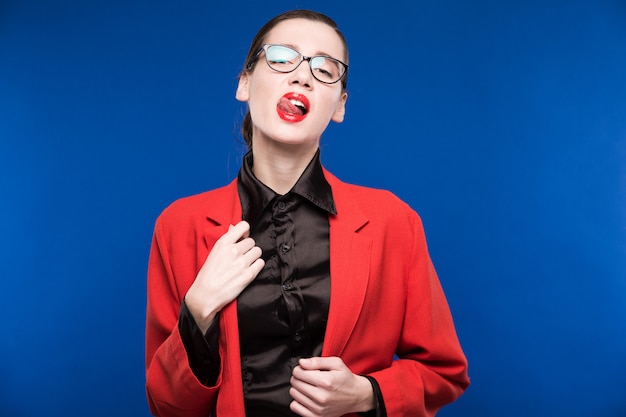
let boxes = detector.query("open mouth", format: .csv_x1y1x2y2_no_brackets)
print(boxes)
277,92,310,122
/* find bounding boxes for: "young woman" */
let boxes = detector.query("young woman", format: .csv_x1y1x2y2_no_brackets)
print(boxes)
145,9,469,417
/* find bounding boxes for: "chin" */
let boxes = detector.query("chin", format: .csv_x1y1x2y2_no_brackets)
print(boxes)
275,136,320,147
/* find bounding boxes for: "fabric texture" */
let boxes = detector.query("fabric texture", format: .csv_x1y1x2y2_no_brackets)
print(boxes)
145,167,470,417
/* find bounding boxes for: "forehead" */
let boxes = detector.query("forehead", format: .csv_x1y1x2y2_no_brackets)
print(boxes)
264,18,345,59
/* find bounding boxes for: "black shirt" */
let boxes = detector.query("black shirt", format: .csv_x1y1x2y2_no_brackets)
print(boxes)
237,150,334,416
178,150,385,416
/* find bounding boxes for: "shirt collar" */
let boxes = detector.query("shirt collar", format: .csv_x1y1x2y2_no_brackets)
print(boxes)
238,149,336,224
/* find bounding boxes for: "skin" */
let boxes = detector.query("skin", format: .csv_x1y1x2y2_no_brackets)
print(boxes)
235,18,348,195
185,18,374,417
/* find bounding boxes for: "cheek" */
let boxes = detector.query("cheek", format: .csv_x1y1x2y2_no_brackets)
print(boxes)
320,93,343,117
247,79,276,112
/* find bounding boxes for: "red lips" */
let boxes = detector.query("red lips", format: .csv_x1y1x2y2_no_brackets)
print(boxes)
276,92,310,123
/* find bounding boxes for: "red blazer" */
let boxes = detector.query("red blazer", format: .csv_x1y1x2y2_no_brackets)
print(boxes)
145,170,469,417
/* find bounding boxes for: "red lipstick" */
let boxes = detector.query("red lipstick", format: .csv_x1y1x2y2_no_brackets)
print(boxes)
276,92,310,123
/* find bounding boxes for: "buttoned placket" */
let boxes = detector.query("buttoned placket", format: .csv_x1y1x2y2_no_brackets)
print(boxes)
271,196,308,355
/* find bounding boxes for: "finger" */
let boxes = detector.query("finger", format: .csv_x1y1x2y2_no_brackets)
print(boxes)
233,220,251,239
231,252,265,287
233,236,257,255
222,220,250,243
290,381,331,416
249,257,265,275
291,366,330,390
289,399,315,417
290,377,326,415
290,374,319,400
298,356,343,371
240,247,264,270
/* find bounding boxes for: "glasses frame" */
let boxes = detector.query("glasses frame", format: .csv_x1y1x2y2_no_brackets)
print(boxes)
247,44,348,85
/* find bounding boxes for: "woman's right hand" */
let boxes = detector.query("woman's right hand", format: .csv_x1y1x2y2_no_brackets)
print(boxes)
184,220,264,333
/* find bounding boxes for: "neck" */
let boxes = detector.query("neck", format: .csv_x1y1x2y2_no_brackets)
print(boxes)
251,141,319,195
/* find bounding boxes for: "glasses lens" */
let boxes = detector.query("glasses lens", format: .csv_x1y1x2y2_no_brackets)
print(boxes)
265,45,301,72
310,56,344,83
263,45,346,84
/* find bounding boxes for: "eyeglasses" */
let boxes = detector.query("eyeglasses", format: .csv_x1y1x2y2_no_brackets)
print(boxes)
247,44,348,85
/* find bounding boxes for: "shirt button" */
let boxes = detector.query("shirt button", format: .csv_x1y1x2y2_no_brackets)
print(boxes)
294,332,302,342
277,201,286,210
280,243,291,253
282,283,292,291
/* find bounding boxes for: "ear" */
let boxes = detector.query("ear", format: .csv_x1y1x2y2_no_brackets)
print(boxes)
235,73,250,102
331,91,348,123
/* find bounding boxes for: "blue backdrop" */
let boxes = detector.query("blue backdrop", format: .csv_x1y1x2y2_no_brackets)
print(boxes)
1,1,625,416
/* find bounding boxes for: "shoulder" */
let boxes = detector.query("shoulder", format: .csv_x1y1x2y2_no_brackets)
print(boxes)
156,180,238,229
324,169,422,226
324,170,432,260
325,169,415,211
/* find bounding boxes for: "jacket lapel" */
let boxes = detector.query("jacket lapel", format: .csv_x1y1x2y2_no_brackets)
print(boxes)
203,179,242,229
204,175,372,408
323,172,371,357
202,180,248,415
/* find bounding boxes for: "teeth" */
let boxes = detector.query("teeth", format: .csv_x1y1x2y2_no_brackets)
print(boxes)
290,99,307,113
290,99,305,108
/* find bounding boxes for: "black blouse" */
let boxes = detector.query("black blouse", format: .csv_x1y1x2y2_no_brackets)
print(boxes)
237,150,334,416
178,150,385,416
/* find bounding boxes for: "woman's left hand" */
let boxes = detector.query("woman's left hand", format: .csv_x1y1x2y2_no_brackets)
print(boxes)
289,357,375,417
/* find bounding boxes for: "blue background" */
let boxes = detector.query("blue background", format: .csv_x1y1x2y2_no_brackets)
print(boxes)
1,1,625,416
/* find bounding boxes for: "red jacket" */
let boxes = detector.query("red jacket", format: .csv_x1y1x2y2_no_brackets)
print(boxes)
145,170,469,417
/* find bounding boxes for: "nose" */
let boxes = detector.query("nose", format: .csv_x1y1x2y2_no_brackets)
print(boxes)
288,58,313,88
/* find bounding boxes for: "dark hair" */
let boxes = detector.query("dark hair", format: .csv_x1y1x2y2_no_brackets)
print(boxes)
239,10,349,148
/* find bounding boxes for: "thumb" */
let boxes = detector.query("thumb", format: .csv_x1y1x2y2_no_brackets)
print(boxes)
298,356,342,371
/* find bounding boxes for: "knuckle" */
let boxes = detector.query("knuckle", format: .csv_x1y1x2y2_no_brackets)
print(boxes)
318,392,331,405
241,268,258,282
233,257,248,270
320,379,333,390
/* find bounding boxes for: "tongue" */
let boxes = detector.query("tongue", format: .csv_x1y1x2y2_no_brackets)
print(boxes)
278,97,303,115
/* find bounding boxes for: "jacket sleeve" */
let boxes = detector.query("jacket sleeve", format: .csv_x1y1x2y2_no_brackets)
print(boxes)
145,215,221,417
368,211,469,417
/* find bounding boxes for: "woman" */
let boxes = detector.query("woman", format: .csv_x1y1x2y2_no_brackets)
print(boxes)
145,9,469,417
